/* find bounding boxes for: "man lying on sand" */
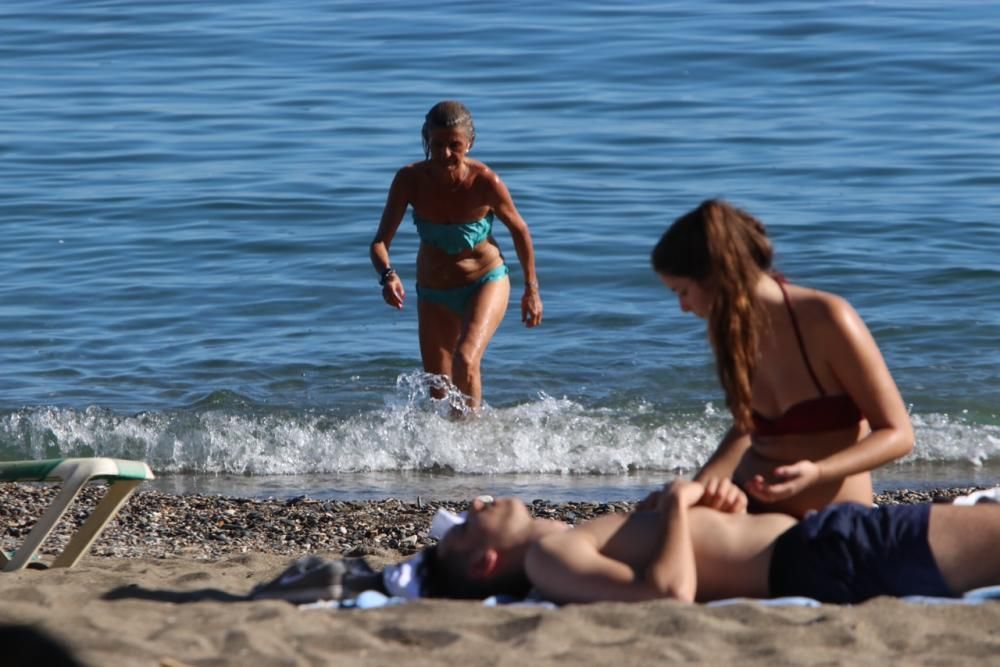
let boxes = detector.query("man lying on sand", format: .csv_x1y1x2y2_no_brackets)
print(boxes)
416,479,1000,604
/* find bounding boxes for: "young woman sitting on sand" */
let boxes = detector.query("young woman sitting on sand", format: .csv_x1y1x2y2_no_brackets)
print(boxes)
369,100,543,411
414,482,1000,605
651,199,913,517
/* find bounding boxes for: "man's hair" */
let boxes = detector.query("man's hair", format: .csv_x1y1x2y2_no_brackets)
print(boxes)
419,543,533,600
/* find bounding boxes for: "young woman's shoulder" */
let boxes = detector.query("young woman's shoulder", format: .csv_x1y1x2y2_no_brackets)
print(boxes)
793,285,866,341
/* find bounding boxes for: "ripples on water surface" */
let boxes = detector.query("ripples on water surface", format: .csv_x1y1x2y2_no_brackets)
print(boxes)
2,2,999,498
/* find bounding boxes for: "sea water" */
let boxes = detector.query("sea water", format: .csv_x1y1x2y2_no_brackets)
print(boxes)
2,1,999,501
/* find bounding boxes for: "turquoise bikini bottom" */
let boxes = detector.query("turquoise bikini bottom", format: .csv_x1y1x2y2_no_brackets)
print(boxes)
416,264,509,315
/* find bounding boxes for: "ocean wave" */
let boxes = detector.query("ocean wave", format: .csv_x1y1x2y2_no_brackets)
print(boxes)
2,379,998,476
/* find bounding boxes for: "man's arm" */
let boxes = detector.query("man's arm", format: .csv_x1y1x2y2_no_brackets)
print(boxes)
646,480,701,602
525,530,662,604
525,481,703,604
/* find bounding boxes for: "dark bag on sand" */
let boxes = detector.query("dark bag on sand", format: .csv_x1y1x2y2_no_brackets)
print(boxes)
249,555,386,603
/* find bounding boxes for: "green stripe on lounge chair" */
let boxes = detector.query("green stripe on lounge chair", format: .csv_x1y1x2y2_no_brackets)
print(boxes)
96,459,154,481
0,459,64,482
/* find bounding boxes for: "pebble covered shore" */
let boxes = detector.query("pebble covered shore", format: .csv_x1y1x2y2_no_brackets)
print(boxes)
0,483,987,562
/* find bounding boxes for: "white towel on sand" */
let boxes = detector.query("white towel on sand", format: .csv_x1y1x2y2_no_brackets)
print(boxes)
952,487,1000,506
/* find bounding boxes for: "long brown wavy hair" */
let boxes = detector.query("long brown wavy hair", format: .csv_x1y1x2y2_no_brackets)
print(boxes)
651,199,773,433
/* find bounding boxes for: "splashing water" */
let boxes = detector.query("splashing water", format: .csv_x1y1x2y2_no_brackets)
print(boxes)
2,372,999,483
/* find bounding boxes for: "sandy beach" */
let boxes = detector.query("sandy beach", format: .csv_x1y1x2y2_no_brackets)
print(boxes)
3,484,1000,666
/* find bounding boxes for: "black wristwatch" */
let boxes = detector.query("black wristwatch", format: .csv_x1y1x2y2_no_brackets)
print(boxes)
379,267,396,286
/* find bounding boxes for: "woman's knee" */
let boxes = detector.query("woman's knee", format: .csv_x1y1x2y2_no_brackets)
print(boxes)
452,347,482,377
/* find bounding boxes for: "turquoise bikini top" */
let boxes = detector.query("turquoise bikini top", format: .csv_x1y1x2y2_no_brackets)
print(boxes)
413,210,494,254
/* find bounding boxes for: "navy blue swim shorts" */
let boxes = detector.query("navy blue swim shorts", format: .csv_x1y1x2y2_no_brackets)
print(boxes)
768,502,953,603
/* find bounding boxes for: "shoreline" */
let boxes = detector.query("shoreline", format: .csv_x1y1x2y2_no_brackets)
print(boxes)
143,461,1000,504
1,483,989,562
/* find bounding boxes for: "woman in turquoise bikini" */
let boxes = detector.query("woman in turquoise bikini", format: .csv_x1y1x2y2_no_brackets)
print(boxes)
370,101,543,410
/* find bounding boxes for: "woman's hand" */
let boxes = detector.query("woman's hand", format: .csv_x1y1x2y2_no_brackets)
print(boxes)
521,286,543,327
697,477,748,513
382,274,406,310
744,459,821,503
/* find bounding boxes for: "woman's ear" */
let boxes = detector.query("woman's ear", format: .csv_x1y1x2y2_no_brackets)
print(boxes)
469,548,499,580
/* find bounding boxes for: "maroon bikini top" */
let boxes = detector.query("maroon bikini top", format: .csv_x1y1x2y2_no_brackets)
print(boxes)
751,280,863,436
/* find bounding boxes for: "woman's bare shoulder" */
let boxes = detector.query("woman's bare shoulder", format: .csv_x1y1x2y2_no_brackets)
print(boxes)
467,160,503,186
391,162,430,198
789,284,855,321
397,161,428,179
791,285,870,350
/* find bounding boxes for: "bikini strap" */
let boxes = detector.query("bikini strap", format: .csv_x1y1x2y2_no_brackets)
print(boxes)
775,279,826,396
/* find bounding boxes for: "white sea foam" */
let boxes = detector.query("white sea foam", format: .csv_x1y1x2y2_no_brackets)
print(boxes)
3,381,999,477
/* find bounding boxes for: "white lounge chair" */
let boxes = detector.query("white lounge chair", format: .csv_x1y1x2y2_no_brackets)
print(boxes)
1,457,155,571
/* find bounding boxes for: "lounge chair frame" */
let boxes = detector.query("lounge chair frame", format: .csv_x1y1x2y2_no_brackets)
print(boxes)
1,458,154,571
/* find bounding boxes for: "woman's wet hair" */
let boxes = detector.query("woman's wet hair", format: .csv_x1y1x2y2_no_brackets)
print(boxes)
651,199,773,432
421,100,476,158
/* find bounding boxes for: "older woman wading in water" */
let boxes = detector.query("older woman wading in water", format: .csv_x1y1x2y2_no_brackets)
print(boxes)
370,101,543,410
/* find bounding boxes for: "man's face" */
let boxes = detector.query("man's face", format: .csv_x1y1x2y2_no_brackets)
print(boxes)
438,496,532,557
